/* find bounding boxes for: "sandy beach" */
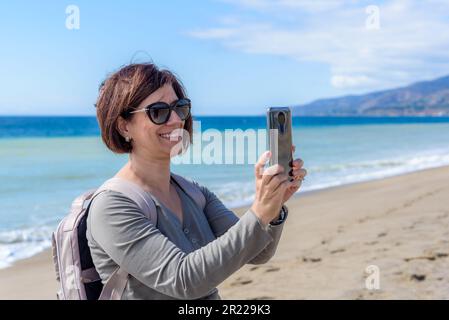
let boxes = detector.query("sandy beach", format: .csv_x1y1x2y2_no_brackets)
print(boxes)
1,166,449,300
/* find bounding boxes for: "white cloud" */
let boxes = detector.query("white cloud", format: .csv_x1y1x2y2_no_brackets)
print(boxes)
221,0,348,13
331,75,377,89
190,0,449,90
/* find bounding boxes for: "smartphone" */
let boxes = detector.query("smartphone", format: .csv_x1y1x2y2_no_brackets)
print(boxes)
267,107,293,181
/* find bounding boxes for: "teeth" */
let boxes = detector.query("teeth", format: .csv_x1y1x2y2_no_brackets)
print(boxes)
159,132,180,140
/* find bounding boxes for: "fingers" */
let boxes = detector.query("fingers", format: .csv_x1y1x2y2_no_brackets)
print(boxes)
267,170,289,190
262,164,285,185
289,179,302,189
287,182,301,198
263,163,284,176
286,178,302,193
256,150,305,201
290,158,304,169
273,178,291,195
255,151,271,179
290,168,307,181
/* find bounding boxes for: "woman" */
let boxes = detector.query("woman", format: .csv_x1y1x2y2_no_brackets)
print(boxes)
87,63,307,300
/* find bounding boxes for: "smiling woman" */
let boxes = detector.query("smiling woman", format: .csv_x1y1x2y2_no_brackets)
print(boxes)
76,62,305,300
95,64,193,154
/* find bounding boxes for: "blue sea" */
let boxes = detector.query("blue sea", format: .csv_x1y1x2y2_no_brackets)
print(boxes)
1,115,449,268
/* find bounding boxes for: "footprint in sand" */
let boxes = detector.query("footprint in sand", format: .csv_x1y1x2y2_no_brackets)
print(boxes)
231,277,253,286
330,248,346,254
249,266,259,271
377,232,388,238
302,257,322,263
265,267,280,273
404,252,449,262
410,274,426,282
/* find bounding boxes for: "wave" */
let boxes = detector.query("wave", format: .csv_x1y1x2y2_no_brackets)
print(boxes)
308,151,449,174
0,225,55,269
210,149,449,208
292,151,449,197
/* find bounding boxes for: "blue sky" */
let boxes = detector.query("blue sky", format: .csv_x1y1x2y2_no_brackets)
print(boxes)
1,0,449,115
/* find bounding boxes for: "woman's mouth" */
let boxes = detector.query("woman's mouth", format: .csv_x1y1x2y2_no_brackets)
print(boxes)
159,131,181,142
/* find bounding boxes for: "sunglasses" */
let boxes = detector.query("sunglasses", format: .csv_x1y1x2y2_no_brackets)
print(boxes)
129,98,191,125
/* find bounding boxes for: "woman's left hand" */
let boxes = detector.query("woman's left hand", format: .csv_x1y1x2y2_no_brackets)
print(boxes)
283,145,307,204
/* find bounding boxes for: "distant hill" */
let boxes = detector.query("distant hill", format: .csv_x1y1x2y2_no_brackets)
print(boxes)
293,75,449,116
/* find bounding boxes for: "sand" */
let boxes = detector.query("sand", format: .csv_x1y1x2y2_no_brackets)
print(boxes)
1,166,449,299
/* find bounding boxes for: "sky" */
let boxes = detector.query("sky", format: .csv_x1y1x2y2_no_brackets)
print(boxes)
1,0,449,115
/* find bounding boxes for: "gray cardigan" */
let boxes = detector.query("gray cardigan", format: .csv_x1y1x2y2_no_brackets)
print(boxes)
86,178,285,300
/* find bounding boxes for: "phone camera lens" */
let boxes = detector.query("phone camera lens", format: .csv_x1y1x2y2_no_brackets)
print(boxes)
277,112,285,125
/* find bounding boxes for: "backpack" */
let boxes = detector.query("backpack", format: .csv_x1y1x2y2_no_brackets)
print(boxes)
51,173,206,300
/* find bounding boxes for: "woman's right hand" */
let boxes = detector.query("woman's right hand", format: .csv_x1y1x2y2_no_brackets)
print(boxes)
250,151,289,227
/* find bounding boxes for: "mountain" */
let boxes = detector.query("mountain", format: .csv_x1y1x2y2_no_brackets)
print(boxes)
293,75,449,116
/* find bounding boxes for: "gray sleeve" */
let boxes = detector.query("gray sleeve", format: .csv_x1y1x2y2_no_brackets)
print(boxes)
88,190,274,300
198,184,285,265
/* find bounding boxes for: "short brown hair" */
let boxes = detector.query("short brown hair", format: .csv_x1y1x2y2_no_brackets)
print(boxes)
95,63,193,153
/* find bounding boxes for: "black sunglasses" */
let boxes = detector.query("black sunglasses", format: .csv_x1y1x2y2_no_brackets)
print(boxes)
129,98,191,125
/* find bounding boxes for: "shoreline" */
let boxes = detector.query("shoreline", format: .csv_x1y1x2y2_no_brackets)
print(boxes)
1,165,449,299
2,162,444,271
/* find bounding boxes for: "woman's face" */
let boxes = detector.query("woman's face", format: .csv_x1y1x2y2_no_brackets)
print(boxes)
123,83,186,159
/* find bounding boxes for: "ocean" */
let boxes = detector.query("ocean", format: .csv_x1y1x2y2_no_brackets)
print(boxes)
1,115,449,268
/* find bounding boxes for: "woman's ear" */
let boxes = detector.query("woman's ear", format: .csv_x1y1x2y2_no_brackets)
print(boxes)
117,116,131,140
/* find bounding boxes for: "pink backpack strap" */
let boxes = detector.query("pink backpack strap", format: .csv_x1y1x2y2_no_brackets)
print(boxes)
90,177,159,300
170,172,206,210
90,174,204,300
98,266,129,300
94,177,158,224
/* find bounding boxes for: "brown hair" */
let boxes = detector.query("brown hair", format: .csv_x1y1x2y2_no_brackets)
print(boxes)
95,63,193,153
